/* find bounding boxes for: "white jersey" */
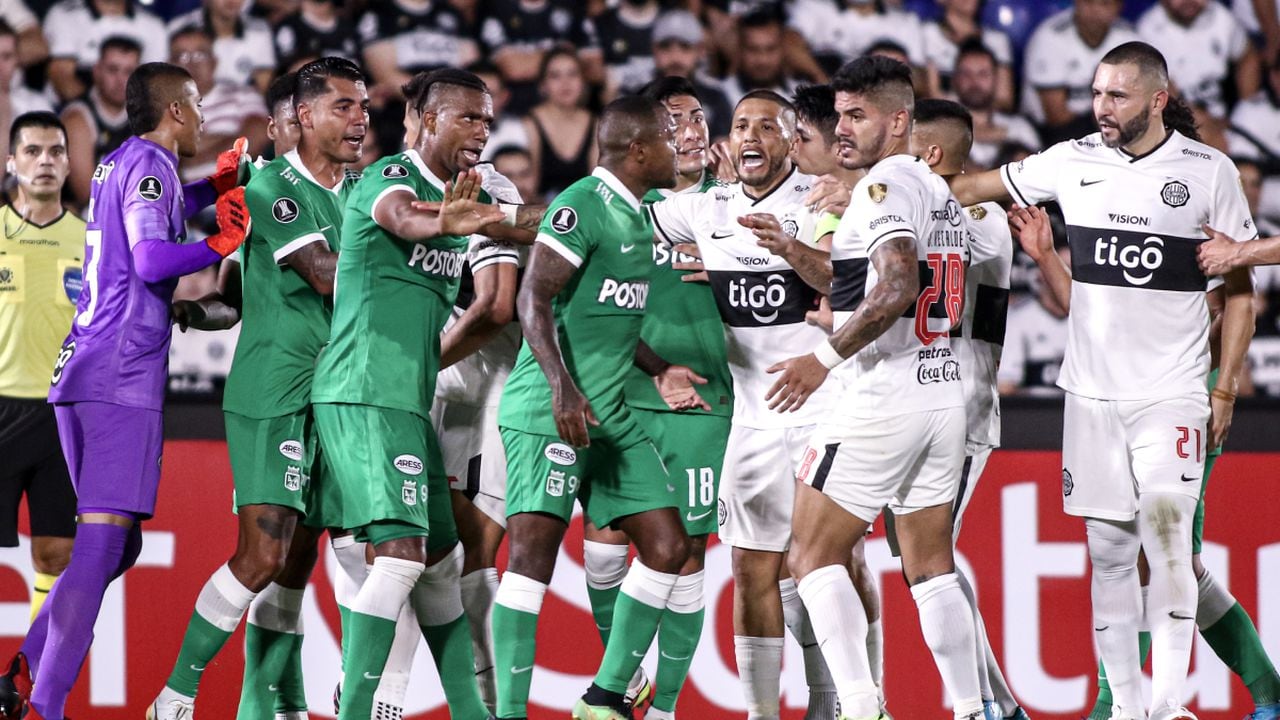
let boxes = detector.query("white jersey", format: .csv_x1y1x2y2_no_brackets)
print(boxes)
1001,131,1256,400
434,166,523,408
1138,2,1249,118
1021,9,1141,123
829,155,968,420
650,167,834,429
953,202,1011,450
998,298,1068,395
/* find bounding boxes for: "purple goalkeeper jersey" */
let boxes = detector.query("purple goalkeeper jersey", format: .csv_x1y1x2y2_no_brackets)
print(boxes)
48,136,186,410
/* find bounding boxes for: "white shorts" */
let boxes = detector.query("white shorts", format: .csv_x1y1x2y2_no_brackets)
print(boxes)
717,423,813,552
797,407,966,525
952,446,992,542
430,399,508,529
1061,392,1208,522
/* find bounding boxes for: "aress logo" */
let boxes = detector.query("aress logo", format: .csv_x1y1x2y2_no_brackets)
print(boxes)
1093,235,1164,286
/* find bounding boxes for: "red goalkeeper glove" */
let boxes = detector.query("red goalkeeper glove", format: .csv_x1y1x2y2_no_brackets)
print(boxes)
206,187,252,257
206,136,250,195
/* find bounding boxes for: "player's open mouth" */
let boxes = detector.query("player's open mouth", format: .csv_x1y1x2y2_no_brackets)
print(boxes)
343,134,364,148
461,148,481,163
679,146,704,157
740,150,765,169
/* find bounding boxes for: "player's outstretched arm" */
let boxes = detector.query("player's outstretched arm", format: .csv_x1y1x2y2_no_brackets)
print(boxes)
410,201,548,246
1198,225,1280,274
634,341,712,412
948,167,1011,207
375,168,505,241
1008,204,1071,311
519,243,598,447
739,212,832,293
765,236,919,413
1210,266,1255,449
440,260,518,369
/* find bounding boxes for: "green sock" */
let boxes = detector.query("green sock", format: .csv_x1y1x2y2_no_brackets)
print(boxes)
492,602,540,719
275,632,307,713
652,607,704,712
586,584,620,648
594,592,665,694
338,604,351,672
423,615,489,720
1202,603,1280,704
165,613,233,697
1089,631,1153,719
336,611,398,720
236,623,296,720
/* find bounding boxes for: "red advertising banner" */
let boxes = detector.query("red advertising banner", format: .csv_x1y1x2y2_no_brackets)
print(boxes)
0,442,1276,719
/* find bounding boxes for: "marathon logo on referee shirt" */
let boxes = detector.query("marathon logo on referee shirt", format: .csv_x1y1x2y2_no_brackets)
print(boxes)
1070,226,1204,291
596,278,649,310
408,244,466,278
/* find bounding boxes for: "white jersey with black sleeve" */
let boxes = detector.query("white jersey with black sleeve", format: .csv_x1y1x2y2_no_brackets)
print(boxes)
954,202,1012,451
649,167,834,429
1001,131,1256,401
829,154,969,420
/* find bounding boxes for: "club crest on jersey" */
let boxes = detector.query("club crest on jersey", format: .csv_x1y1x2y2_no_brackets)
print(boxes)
382,163,409,179
550,207,578,234
545,469,566,497
1161,180,1190,208
1062,468,1074,497
137,176,163,202
782,218,800,238
868,183,888,203
968,205,987,221
717,498,727,526
284,465,301,492
273,197,300,224
402,479,418,506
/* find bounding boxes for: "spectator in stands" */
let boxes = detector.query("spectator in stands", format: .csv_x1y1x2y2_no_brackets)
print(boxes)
0,0,45,69
596,0,660,100
1139,0,1259,121
790,0,925,75
651,9,733,138
169,25,267,182
1022,0,1140,141
953,40,1040,170
168,0,277,93
60,35,137,207
490,144,538,203
468,61,528,160
922,0,1015,111
703,0,825,81
0,21,50,179
998,244,1072,396
42,0,165,102
521,45,597,200
1229,49,1280,159
273,0,361,72
480,0,602,115
359,0,477,101
719,9,800,103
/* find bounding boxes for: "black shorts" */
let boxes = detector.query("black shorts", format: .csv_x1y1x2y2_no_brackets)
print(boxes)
0,397,77,546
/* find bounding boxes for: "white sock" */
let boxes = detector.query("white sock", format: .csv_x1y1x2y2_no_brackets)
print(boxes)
352,556,424,620
583,539,629,590
620,559,679,609
372,603,418,714
1085,517,1144,715
1138,493,1198,713
735,635,785,720
956,568,993,701
780,576,838,719
331,534,368,586
411,545,466,627
195,563,258,632
911,573,983,717
461,567,499,709
796,565,878,718
495,572,548,615
247,583,304,634
1195,568,1236,629
866,618,884,695
646,708,675,720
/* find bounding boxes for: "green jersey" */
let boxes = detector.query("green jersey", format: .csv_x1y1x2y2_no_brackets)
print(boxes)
310,150,476,418
625,173,733,416
223,151,358,419
499,167,655,440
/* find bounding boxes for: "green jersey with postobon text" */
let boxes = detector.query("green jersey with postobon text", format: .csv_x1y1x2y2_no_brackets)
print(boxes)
624,173,732,416
223,151,358,419
311,149,479,418
499,167,655,440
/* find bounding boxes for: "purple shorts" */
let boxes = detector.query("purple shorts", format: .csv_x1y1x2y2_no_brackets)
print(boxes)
53,401,163,519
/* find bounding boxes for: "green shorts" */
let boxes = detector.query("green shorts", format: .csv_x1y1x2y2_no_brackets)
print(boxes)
313,402,452,543
632,408,730,536
224,410,313,515
500,426,676,528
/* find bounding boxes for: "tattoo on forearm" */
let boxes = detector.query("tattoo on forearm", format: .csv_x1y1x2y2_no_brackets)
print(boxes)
830,237,917,359
514,204,548,232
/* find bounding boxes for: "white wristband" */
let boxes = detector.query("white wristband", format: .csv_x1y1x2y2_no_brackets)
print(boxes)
499,203,518,227
812,340,844,369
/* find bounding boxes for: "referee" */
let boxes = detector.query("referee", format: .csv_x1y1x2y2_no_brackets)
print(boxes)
0,112,85,622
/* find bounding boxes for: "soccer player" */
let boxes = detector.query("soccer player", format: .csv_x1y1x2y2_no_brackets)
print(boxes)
309,67,504,720
0,61,250,720
148,56,369,720
0,112,84,624
765,56,983,720
908,98,1029,720
953,41,1256,720
492,94,700,720
648,90,841,720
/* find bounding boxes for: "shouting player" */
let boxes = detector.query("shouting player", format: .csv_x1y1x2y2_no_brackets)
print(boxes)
768,56,985,720
0,61,250,720
149,57,368,720
954,41,1255,720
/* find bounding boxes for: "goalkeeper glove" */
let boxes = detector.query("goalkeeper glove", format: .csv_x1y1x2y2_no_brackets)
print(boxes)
206,187,251,257
206,136,250,195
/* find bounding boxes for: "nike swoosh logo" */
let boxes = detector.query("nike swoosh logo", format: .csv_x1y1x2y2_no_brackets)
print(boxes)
1094,626,1109,632
268,684,279,692
686,509,713,522
596,623,611,631
666,484,676,493
1169,611,1195,620
711,231,734,239
363,671,381,680
631,650,646,658
1079,179,1105,187
319,225,333,232
660,650,690,661
190,664,206,672
620,243,636,253
511,665,534,674
1180,474,1197,482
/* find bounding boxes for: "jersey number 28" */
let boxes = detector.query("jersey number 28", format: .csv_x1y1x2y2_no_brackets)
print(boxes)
914,253,964,345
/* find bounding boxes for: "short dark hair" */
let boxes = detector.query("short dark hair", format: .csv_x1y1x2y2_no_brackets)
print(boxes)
737,88,794,113
465,59,501,78
537,45,581,85
740,7,784,33
1100,41,1169,86
914,98,973,134
831,55,914,114
598,94,666,159
100,35,143,60
9,111,66,150
405,67,488,115
955,38,996,67
293,56,365,109
168,23,210,49
0,20,16,41
640,76,700,106
265,71,296,116
791,84,837,141
125,62,193,135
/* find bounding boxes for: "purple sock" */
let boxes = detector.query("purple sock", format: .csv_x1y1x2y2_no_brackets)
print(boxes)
29,522,134,719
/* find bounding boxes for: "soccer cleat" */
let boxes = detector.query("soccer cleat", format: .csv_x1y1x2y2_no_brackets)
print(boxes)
0,653,32,720
274,713,308,720
1149,705,1198,720
984,701,1001,720
837,714,889,720
144,694,193,720
571,698,629,720
1004,708,1031,720
623,666,651,714
331,682,341,715
1247,705,1280,720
